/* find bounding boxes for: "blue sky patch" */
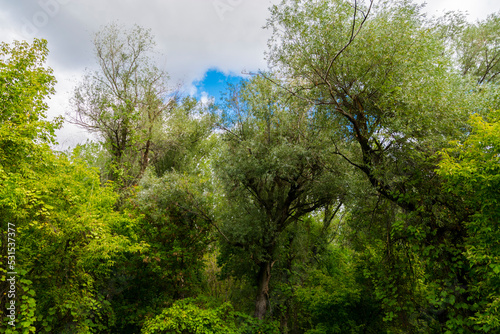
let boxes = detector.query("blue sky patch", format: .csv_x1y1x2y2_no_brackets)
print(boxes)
194,68,248,104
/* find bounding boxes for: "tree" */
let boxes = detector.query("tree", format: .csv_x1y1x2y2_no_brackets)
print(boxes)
101,96,217,333
21,152,144,333
266,0,471,211
438,110,500,332
150,96,216,176
0,39,144,333
70,23,175,187
214,76,345,319
0,38,59,332
265,0,490,331
450,12,500,84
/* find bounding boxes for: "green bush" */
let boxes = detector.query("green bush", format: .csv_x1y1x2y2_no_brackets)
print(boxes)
141,298,279,334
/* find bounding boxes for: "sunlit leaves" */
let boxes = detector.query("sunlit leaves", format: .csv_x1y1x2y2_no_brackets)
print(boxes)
438,110,500,331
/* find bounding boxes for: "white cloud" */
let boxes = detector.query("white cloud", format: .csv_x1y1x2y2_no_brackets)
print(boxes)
0,0,277,148
416,0,500,20
1,0,499,148
200,91,215,106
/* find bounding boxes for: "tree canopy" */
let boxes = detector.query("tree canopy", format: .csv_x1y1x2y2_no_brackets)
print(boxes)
1,1,500,333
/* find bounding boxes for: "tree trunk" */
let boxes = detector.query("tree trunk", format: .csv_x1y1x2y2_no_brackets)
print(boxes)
138,138,151,179
254,260,273,319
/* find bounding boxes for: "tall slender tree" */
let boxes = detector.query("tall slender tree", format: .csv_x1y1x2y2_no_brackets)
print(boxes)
70,24,175,187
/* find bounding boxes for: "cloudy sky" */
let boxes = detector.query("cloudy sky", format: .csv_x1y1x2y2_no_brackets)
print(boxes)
1,0,499,148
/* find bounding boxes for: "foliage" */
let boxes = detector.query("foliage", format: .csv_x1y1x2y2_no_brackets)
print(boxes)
214,75,346,319
1,143,145,333
137,169,214,298
449,12,500,84
295,270,375,334
438,110,500,332
26,152,144,333
141,298,279,334
0,38,144,333
141,298,238,334
0,38,58,333
282,209,387,334
151,96,216,176
102,99,217,332
2,4,500,333
70,140,111,183
264,0,497,332
70,23,175,187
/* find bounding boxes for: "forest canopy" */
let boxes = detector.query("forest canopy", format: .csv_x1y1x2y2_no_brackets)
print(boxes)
1,1,499,333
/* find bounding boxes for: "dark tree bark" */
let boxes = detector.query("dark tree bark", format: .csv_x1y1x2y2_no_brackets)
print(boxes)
254,260,273,320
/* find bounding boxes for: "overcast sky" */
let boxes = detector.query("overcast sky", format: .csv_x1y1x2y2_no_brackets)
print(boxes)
1,0,499,148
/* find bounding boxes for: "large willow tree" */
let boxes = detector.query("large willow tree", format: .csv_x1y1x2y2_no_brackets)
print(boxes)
265,0,497,332
214,76,346,319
